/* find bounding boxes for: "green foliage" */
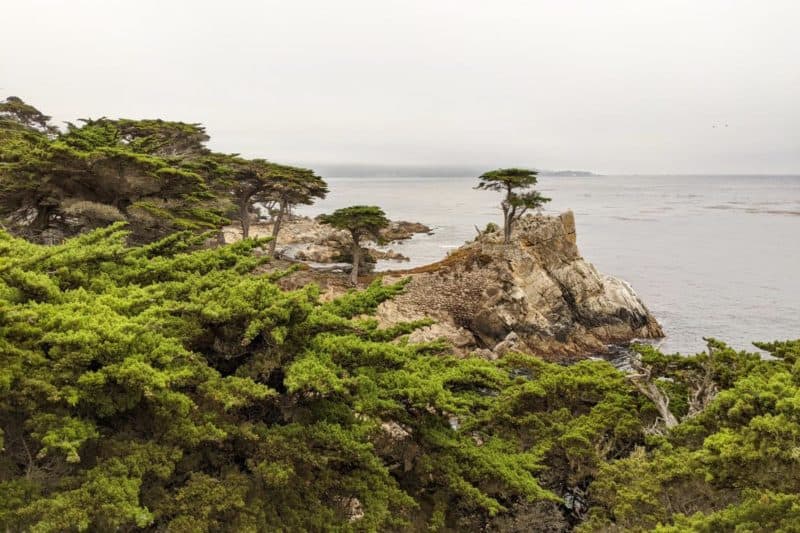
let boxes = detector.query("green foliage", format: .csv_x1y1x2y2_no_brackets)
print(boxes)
320,205,391,284
0,225,616,531
227,157,328,244
319,205,390,241
474,168,551,243
657,491,800,532
2,224,797,530
475,168,541,192
0,97,327,246
582,339,800,532
0,96,57,135
0,100,228,242
249,160,328,210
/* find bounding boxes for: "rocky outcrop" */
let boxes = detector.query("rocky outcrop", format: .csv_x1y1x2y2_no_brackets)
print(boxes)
222,216,430,266
380,221,433,241
377,211,663,361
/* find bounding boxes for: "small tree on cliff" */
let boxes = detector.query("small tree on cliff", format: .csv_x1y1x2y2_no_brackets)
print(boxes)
475,168,551,243
319,205,389,285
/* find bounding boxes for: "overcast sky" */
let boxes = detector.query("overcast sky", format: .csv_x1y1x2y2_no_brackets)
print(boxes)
2,0,798,174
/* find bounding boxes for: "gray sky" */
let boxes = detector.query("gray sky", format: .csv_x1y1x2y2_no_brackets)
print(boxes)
2,0,798,174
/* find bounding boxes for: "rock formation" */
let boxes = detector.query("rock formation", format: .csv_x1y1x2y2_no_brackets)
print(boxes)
223,216,431,265
377,211,663,361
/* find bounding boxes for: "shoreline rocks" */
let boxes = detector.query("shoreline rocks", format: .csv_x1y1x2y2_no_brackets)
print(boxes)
222,216,431,266
238,211,663,362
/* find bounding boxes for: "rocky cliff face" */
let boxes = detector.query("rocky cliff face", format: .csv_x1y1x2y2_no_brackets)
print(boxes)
377,211,663,361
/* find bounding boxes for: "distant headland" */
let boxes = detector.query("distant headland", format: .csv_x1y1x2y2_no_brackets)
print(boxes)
311,163,598,178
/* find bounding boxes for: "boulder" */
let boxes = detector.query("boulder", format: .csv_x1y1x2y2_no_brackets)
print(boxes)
379,220,433,242
368,248,409,262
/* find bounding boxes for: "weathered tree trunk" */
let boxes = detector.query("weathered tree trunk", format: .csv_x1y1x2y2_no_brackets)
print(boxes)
632,379,679,429
629,358,679,430
686,360,719,418
268,200,287,256
32,205,51,230
501,203,511,244
502,182,514,243
239,198,251,239
350,237,360,286
504,210,514,243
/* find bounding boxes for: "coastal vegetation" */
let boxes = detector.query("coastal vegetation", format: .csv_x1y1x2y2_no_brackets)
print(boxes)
0,97,322,247
1,99,798,531
474,168,551,243
228,159,327,251
319,205,390,285
1,224,797,531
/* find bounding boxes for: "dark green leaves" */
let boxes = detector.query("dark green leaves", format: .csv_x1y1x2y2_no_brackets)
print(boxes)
474,168,551,242
0,226,564,531
319,205,390,241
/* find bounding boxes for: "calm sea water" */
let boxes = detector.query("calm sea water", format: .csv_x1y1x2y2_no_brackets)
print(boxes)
298,175,800,355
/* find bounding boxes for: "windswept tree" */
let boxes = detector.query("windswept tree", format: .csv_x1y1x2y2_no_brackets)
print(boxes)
0,98,232,242
0,98,58,232
231,160,327,252
49,118,229,241
0,96,58,135
319,205,389,285
475,168,551,243
223,156,270,239
1,97,333,246
261,165,327,256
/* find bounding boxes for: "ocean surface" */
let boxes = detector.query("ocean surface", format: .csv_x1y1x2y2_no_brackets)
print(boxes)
298,175,800,355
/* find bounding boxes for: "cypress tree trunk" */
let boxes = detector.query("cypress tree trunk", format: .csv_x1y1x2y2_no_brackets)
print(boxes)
350,236,360,286
32,205,51,231
268,200,287,256
502,205,511,244
502,182,513,244
239,198,251,239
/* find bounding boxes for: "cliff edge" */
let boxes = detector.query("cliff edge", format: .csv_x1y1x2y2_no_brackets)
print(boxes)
377,211,663,361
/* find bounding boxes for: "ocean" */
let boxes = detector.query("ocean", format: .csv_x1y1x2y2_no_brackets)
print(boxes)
298,175,800,355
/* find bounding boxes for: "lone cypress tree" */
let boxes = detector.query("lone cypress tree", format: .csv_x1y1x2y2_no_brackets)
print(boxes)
319,205,389,285
475,168,551,243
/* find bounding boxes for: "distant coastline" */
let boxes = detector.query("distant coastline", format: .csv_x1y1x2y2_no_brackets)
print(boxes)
311,164,598,178
539,169,597,177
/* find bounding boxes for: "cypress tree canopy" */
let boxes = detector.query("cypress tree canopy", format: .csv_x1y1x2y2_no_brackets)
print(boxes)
318,205,390,242
0,97,328,245
0,224,639,530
